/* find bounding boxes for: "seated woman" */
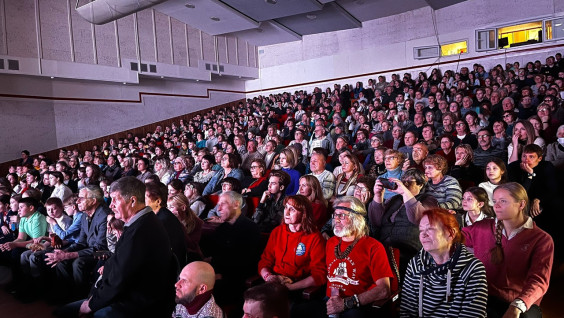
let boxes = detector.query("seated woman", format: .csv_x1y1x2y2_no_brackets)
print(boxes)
378,149,405,200
463,183,554,318
241,159,269,198
203,153,244,196
449,144,484,191
423,155,463,211
167,193,204,261
460,187,494,227
192,154,217,185
453,119,478,149
507,120,544,164
298,175,328,229
400,208,488,317
369,168,438,275
153,158,173,185
334,153,362,198
364,146,387,177
478,158,507,206
352,176,376,208
258,195,326,292
183,182,206,218
278,148,302,195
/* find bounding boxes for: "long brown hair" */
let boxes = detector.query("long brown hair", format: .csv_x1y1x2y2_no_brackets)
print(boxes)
299,175,327,207
168,193,198,234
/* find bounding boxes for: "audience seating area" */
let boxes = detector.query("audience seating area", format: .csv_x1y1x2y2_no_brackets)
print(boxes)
1,51,564,318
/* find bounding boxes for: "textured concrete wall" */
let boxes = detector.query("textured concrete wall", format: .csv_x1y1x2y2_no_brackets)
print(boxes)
248,0,564,94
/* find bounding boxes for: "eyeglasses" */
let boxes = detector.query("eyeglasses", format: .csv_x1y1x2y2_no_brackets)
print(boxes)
455,123,465,127
250,166,261,169
477,135,491,139
354,186,368,193
332,213,351,220
503,114,512,118
384,156,398,161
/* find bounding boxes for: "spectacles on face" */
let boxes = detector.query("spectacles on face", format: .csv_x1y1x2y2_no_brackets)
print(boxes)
455,123,465,127
250,166,261,169
332,212,351,220
477,134,491,139
354,186,368,193
385,156,398,161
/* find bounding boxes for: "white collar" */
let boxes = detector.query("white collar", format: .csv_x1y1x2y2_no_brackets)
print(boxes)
496,217,533,240
464,211,486,226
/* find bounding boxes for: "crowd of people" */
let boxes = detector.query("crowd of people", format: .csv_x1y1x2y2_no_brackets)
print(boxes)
0,52,563,317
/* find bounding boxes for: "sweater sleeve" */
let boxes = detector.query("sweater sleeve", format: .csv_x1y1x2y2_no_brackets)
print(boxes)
308,234,327,286
257,227,278,274
439,177,462,210
367,200,385,228
518,231,554,309
53,213,82,241
459,259,488,318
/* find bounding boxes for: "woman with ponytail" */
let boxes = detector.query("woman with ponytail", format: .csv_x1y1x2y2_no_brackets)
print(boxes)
463,182,554,318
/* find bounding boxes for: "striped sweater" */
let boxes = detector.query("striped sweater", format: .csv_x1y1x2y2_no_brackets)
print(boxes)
423,175,462,210
400,244,488,318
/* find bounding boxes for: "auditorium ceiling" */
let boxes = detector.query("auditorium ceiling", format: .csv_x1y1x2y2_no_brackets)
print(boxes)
154,0,467,46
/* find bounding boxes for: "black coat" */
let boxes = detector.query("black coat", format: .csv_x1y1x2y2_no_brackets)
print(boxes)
89,209,175,316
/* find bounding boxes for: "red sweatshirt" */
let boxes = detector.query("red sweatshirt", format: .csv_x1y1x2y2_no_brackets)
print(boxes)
463,219,554,309
258,224,327,286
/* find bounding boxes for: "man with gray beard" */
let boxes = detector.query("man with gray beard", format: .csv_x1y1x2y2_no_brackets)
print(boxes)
325,197,393,318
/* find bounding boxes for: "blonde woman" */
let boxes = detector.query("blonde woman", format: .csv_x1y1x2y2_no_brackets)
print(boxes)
334,153,361,198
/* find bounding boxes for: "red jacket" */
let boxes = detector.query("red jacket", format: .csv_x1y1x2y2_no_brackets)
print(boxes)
258,224,327,286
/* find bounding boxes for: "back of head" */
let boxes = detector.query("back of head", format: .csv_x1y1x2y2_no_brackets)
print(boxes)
243,282,289,318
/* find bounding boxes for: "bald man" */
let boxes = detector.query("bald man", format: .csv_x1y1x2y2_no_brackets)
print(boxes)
173,261,223,318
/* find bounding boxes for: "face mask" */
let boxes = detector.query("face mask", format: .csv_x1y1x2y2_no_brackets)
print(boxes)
558,137,564,146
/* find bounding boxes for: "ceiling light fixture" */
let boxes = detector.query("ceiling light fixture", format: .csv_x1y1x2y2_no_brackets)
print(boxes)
265,0,277,4
210,17,220,21
306,14,317,20
185,3,195,9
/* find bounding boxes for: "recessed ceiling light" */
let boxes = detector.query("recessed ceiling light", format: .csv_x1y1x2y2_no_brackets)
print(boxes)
123,82,127,85
306,14,317,20
210,17,220,22
185,3,195,9
196,79,199,82
50,76,55,79
160,76,164,78
265,0,277,4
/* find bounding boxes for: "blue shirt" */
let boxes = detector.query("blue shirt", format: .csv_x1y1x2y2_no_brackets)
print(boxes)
52,212,83,244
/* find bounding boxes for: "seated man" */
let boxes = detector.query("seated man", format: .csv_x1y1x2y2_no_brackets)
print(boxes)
508,144,558,233
473,128,506,168
39,186,110,298
243,282,290,318
58,177,176,317
326,196,393,318
253,170,291,233
206,191,261,306
173,261,223,318
308,151,336,201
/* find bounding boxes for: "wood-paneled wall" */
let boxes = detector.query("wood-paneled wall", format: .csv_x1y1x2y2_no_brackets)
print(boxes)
0,99,244,176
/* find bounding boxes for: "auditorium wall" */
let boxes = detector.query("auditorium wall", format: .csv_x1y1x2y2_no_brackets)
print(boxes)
246,0,564,96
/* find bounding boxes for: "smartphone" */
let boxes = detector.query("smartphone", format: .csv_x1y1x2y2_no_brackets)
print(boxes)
379,178,398,190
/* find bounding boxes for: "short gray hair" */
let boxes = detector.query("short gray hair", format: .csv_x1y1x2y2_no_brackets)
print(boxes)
83,185,104,203
221,191,243,209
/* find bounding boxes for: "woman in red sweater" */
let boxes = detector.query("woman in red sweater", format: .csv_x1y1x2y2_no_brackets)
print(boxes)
463,182,554,318
258,195,327,291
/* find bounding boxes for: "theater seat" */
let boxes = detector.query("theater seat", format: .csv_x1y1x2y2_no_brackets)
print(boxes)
372,246,401,313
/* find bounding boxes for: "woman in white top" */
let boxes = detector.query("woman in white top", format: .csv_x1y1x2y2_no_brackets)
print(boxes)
478,158,507,206
460,187,494,227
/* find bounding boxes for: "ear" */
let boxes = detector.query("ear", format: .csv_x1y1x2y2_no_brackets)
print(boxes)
197,283,208,295
519,199,527,212
477,201,484,209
